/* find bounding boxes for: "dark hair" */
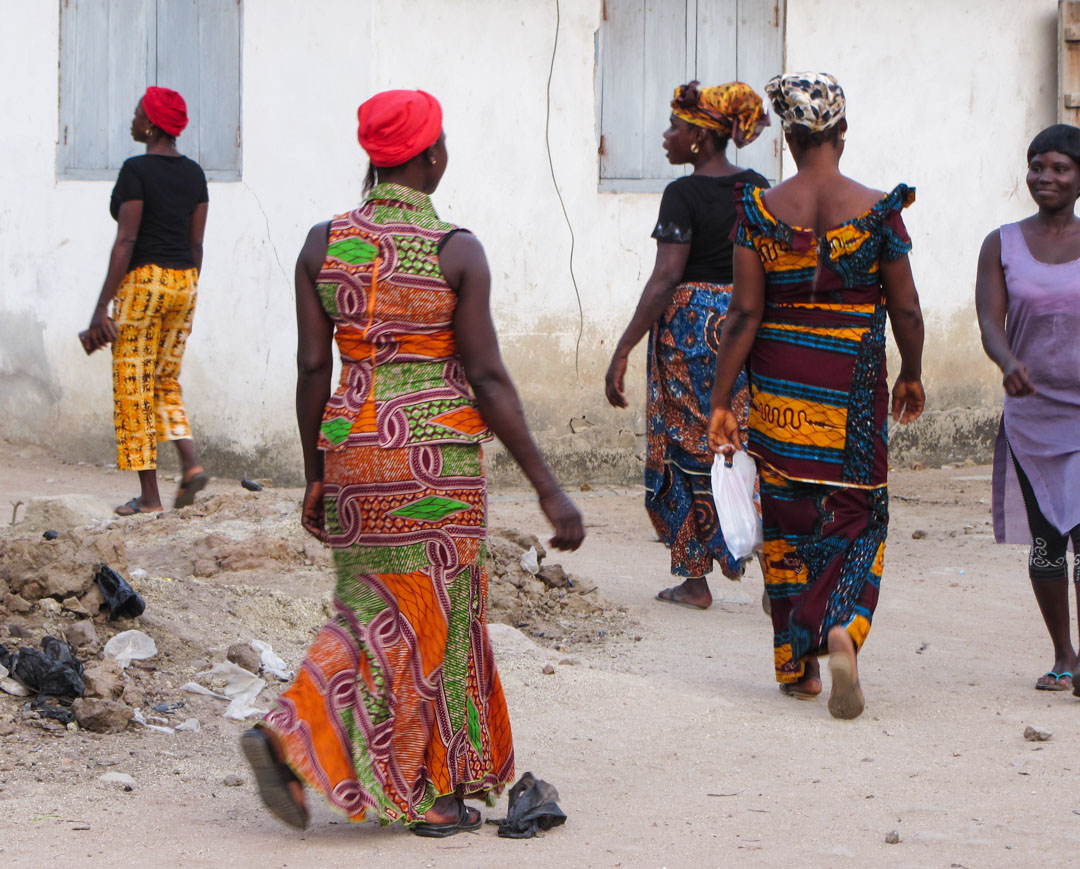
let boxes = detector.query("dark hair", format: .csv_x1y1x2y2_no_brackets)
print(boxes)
363,162,376,194
708,130,730,152
1027,124,1080,167
785,122,843,150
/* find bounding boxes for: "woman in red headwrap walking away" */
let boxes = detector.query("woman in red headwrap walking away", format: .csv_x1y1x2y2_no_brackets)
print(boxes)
240,89,585,836
604,81,770,610
82,86,209,514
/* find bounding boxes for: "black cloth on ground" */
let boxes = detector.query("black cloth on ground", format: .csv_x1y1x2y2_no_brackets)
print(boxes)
110,154,209,269
650,169,769,284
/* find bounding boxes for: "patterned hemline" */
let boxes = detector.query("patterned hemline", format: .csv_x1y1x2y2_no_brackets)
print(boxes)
750,454,888,491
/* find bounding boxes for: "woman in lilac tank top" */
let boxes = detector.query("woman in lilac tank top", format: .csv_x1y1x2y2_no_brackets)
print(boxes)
976,124,1080,695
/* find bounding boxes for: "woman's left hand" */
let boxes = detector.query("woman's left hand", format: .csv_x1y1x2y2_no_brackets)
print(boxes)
300,480,329,543
890,378,925,423
604,352,629,408
708,406,743,453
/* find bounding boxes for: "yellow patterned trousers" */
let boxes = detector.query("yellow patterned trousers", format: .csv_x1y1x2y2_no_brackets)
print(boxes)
110,264,198,471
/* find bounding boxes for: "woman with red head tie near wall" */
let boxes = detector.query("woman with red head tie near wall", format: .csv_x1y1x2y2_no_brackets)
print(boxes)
83,86,210,515
240,90,584,836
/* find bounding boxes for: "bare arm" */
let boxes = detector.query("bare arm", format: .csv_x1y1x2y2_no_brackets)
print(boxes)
604,243,690,407
295,221,333,541
441,231,584,551
880,253,926,421
706,245,766,452
975,229,1034,396
189,201,209,275
85,200,143,351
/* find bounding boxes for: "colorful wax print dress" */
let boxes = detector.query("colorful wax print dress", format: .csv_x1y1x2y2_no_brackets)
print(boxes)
646,171,767,580
261,183,513,824
732,183,914,682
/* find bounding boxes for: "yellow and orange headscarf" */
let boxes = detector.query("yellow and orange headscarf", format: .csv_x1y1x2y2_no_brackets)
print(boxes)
671,81,769,148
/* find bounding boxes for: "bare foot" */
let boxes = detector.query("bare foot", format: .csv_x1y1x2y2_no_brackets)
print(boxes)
780,658,822,699
827,626,864,719
655,577,711,609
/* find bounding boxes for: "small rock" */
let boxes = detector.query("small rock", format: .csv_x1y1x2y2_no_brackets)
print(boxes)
79,583,105,617
98,772,136,787
1024,725,1052,742
121,684,145,709
885,830,901,844
62,596,91,617
240,478,263,492
537,564,571,589
73,698,133,734
222,774,244,787
7,623,31,638
911,529,927,540
4,593,32,614
226,642,261,675
82,662,123,700
42,530,59,541
0,676,30,697
38,598,63,617
65,620,99,647
542,663,556,675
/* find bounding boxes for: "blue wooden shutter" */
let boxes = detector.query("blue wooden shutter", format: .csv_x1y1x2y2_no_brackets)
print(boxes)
155,0,241,178
58,0,154,176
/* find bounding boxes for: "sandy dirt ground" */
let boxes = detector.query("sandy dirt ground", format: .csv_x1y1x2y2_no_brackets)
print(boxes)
1,437,1079,869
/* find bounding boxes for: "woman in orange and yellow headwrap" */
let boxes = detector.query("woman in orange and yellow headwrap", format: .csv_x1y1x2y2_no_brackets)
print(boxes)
605,81,769,610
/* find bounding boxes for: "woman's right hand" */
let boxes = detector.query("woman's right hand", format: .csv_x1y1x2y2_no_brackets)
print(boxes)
301,480,329,543
85,307,117,353
604,351,629,408
1002,358,1036,396
539,490,585,551
707,406,743,453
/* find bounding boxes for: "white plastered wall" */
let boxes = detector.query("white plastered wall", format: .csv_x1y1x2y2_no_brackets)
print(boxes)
0,0,1065,482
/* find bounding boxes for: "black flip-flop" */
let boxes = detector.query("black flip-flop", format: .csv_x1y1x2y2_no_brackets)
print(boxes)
174,471,208,508
410,800,482,838
114,497,162,516
240,728,309,830
655,588,710,610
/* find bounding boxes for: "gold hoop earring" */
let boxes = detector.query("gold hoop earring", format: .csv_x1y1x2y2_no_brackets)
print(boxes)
145,128,153,136
690,143,700,154
429,157,437,165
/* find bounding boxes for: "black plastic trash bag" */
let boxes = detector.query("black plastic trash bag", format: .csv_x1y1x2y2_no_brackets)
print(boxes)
94,563,146,620
0,636,84,698
494,772,567,839
32,696,76,725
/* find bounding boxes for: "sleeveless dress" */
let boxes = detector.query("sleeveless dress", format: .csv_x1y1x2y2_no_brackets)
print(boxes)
732,183,915,683
992,222,1080,543
261,183,513,824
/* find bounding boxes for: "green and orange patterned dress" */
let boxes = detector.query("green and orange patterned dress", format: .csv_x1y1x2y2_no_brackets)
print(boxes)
261,183,513,824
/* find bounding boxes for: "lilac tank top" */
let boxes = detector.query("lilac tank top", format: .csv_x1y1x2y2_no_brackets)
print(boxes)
992,222,1080,541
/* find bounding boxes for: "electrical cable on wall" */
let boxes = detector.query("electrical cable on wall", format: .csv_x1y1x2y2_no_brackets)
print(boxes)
545,0,584,381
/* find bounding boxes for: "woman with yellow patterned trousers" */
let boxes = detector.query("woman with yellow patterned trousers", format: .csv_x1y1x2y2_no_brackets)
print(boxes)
240,90,584,836
83,86,209,515
707,73,925,719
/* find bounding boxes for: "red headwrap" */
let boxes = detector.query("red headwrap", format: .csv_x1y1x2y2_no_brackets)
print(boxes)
142,86,188,137
356,90,442,167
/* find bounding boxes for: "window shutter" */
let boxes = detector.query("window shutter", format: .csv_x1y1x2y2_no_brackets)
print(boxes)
59,0,153,175
194,0,242,176
733,0,783,184
1060,0,1080,124
600,0,646,180
640,0,691,181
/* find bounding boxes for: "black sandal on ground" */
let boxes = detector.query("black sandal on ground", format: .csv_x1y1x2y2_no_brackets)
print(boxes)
410,800,482,838
240,728,309,830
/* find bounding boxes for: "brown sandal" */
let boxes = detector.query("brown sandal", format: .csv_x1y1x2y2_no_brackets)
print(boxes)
174,470,208,508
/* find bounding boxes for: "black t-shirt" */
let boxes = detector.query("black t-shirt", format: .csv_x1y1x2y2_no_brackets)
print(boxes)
651,169,769,284
110,154,209,269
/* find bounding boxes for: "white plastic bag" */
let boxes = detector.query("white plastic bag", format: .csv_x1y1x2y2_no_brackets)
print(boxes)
103,630,157,669
711,450,762,560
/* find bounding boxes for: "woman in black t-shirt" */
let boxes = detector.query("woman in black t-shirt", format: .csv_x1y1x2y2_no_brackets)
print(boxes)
83,86,210,515
604,81,769,610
